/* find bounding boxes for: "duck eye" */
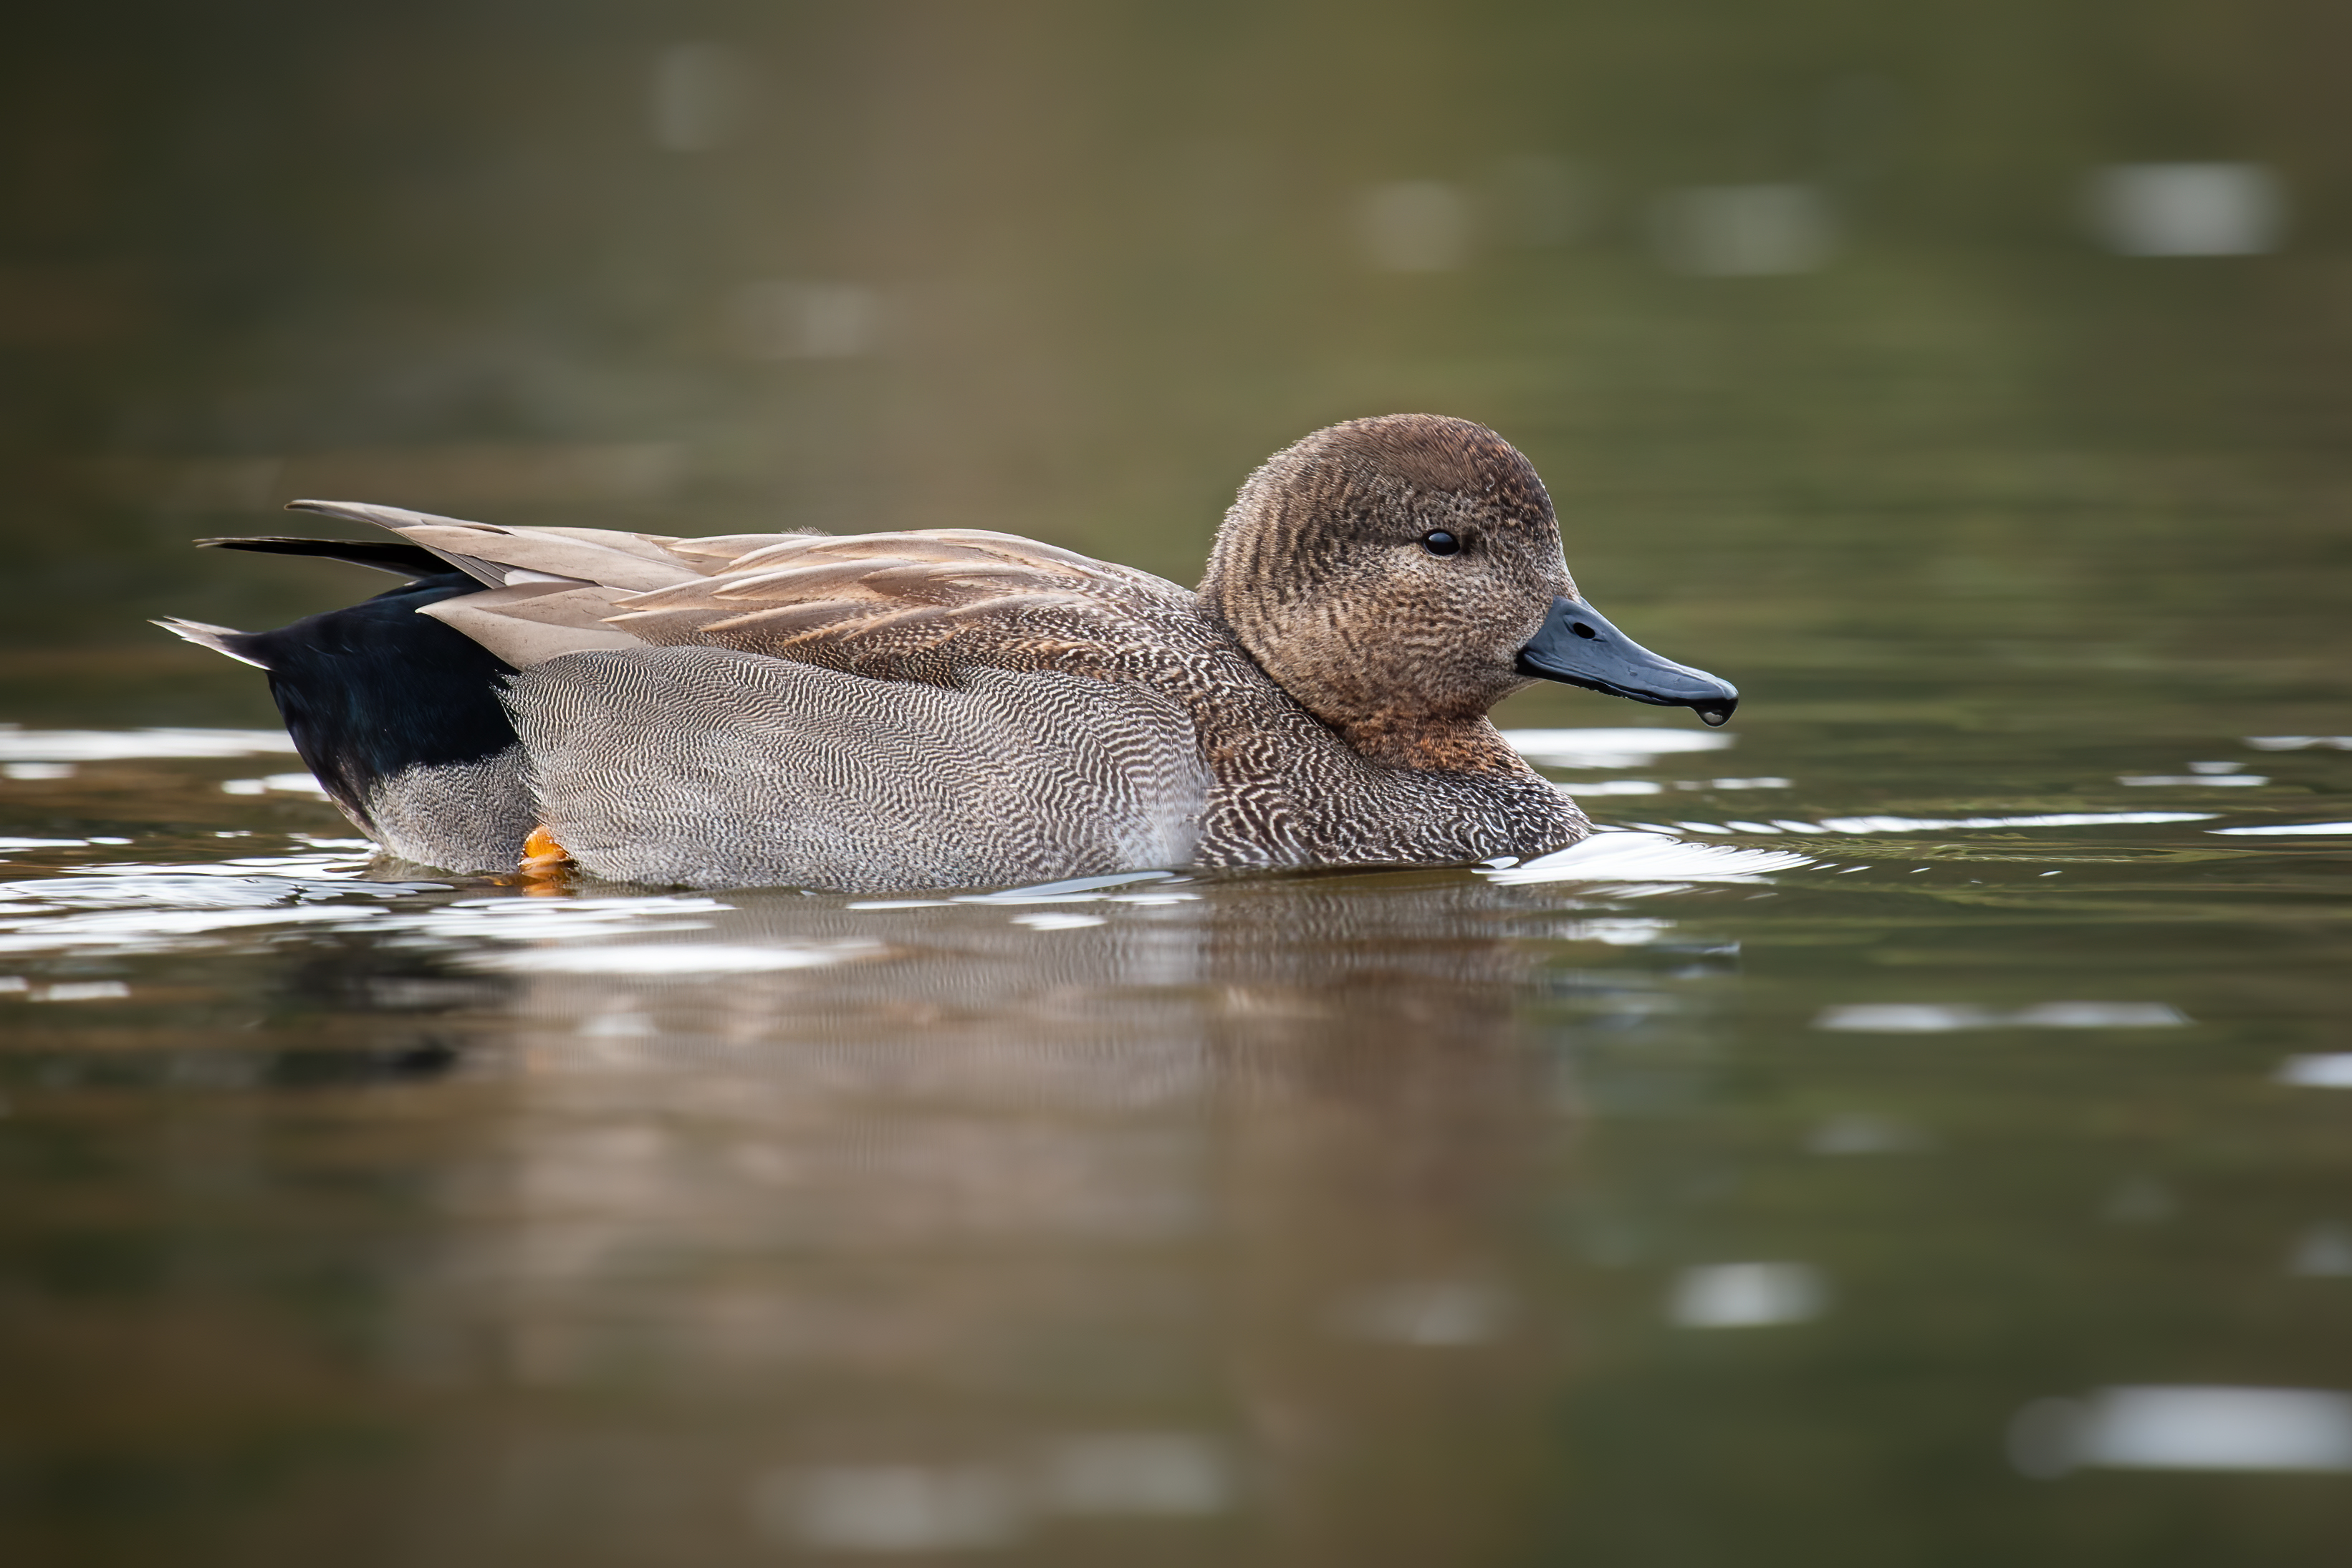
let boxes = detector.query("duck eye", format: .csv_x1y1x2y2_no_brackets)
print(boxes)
1420,530,1460,557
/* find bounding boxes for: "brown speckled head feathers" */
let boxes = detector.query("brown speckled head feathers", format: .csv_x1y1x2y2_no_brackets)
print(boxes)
1198,415,1575,769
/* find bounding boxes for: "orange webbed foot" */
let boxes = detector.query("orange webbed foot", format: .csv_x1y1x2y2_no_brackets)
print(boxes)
517,825,574,890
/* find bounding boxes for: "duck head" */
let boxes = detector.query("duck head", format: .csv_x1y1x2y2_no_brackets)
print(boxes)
1198,414,1737,766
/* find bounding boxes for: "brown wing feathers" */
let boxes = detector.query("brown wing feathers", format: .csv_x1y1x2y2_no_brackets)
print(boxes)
284,500,1194,678
609,531,1174,680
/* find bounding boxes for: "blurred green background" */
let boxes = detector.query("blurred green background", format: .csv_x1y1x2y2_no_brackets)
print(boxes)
5,0,2346,726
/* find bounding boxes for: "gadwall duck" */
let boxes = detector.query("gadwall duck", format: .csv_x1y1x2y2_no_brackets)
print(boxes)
158,414,1737,891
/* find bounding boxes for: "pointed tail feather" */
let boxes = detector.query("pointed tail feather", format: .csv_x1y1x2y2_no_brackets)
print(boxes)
153,617,270,670
197,535,447,577
283,499,512,587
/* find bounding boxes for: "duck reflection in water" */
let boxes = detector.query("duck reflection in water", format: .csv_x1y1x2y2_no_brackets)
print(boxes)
409,868,1652,1563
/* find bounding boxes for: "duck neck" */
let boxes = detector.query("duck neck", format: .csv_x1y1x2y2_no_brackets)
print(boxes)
1328,711,1525,774
1194,593,1522,776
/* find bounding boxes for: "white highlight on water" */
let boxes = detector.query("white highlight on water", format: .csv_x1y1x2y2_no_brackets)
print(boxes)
1479,832,1813,887
2010,1386,2352,1478
1500,728,1734,769
1815,1002,2187,1031
1669,1263,1827,1328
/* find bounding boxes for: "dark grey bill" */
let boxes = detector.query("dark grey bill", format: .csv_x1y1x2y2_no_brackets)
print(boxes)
1516,596,1739,726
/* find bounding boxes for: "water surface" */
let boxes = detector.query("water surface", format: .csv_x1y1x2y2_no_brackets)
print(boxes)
3,687,2348,1565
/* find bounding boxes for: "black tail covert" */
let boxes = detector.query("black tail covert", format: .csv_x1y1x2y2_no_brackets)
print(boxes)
219,571,519,832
